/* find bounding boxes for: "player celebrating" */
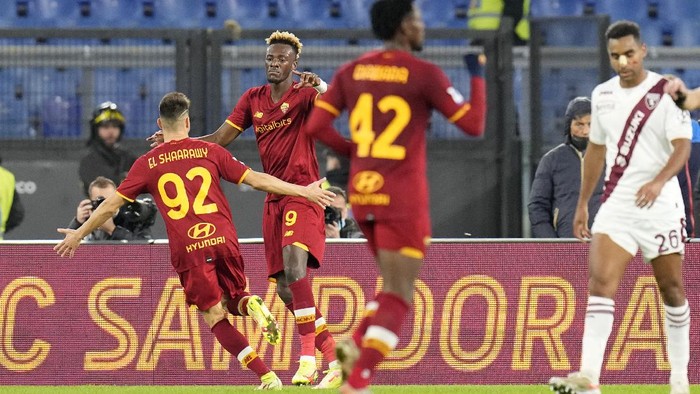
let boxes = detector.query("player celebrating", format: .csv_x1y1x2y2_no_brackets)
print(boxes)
56,92,336,391
302,0,486,392
148,31,341,388
549,21,691,394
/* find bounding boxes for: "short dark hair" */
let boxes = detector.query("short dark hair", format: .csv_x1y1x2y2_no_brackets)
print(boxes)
370,0,414,41
605,20,641,42
159,92,190,123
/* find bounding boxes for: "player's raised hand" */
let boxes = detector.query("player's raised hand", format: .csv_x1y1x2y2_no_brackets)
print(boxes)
146,130,164,148
292,70,321,89
54,228,83,258
303,178,336,208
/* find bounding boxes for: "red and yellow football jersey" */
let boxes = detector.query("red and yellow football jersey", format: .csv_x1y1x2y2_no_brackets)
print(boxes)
306,49,485,222
226,85,320,200
117,138,250,272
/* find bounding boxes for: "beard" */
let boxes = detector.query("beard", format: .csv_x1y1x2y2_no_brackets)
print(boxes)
570,135,588,151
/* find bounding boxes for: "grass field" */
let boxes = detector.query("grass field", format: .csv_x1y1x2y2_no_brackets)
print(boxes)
0,385,695,393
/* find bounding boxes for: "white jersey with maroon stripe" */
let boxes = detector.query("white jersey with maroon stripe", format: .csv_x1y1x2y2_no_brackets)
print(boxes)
590,71,692,219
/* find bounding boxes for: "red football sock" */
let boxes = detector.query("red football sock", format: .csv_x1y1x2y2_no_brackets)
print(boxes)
315,307,337,363
226,294,251,316
289,277,317,357
211,319,269,378
347,292,409,389
352,299,379,346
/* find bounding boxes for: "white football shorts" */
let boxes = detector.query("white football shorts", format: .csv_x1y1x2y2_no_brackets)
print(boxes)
591,212,686,262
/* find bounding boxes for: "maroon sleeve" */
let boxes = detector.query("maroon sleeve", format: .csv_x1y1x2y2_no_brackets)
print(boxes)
226,89,253,132
116,156,149,201
427,65,486,137
212,144,251,184
303,72,353,157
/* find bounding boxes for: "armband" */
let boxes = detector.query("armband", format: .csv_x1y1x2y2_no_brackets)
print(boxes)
313,79,328,94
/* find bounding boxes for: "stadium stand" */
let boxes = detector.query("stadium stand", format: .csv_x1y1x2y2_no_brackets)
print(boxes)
530,0,585,17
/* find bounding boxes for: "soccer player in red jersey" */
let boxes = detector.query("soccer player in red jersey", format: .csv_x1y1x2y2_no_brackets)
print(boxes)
153,31,341,387
55,92,336,391
302,1,486,392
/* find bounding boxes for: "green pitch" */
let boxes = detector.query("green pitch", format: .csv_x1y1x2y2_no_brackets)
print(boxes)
0,385,696,394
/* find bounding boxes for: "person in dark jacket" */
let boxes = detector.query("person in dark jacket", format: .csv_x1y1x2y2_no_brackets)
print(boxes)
324,186,363,239
69,176,154,241
529,97,604,238
78,102,136,196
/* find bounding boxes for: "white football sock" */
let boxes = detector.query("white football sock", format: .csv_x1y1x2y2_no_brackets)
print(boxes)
665,300,690,383
580,296,615,384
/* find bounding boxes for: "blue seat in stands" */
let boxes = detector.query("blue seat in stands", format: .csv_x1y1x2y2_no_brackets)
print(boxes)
530,0,585,17
221,0,296,30
41,94,81,138
671,18,700,47
0,69,34,138
287,0,358,29
655,0,700,25
537,18,599,46
39,68,82,138
592,0,646,23
415,0,468,28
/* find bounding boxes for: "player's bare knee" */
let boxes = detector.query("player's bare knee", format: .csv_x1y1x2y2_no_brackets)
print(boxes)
588,279,617,299
200,302,228,329
657,282,686,306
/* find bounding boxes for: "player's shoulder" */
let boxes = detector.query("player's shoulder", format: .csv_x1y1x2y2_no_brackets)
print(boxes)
592,77,619,97
244,85,268,98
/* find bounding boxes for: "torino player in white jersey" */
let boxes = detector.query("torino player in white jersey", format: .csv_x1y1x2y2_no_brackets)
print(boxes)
550,21,692,394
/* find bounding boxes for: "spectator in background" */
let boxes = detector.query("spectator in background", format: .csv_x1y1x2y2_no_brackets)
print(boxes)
528,97,603,238
79,101,136,196
69,176,155,241
468,0,530,46
323,149,350,189
0,156,25,240
324,186,363,239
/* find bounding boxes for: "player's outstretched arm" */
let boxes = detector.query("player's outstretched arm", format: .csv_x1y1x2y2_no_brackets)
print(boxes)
303,101,352,157
243,172,335,208
146,122,242,148
54,194,127,258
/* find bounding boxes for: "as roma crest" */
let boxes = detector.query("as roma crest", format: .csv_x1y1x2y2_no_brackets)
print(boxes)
280,102,290,114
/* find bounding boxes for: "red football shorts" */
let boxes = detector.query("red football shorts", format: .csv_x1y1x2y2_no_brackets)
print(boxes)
263,196,325,278
356,214,431,259
178,255,248,311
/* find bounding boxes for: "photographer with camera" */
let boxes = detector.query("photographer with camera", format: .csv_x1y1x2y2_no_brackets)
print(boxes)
324,186,363,239
69,176,156,241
